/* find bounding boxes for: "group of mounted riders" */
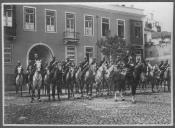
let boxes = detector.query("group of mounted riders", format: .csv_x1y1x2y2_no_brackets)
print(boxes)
14,50,170,103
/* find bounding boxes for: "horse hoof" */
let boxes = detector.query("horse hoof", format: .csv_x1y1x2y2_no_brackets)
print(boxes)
31,100,34,103
121,98,125,101
38,99,41,102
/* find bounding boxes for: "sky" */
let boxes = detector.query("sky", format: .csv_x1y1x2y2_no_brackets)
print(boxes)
116,2,173,32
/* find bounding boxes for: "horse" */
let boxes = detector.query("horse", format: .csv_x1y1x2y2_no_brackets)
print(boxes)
75,65,84,97
162,67,171,92
139,63,148,92
44,67,51,100
51,62,63,100
65,65,75,99
26,65,34,95
104,64,115,95
113,65,126,101
84,62,97,99
31,60,43,103
124,62,143,103
153,66,161,92
94,63,106,96
15,65,24,96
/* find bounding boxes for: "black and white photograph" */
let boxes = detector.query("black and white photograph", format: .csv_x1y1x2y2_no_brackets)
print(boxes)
2,2,173,126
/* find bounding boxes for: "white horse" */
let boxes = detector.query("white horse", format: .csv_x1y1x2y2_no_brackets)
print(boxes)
84,62,97,99
16,65,23,96
31,60,42,103
104,64,115,95
95,63,107,96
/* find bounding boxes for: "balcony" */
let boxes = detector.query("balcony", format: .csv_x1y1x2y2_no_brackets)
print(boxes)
4,26,16,40
63,31,80,44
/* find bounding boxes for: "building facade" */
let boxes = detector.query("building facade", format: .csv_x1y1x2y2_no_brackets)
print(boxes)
3,4,145,90
145,31,171,65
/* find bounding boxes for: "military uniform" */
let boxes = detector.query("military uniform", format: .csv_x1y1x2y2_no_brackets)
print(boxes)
14,62,24,85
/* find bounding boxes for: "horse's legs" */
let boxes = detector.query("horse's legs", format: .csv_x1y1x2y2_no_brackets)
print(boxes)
47,83,50,100
52,82,56,100
67,82,70,99
131,80,137,103
151,78,155,93
114,91,117,101
31,87,35,103
57,81,61,100
20,82,22,96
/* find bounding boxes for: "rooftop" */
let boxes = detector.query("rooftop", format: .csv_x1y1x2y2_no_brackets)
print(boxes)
76,4,145,17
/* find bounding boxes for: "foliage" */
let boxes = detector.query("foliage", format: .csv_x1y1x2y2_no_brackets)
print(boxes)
96,31,128,61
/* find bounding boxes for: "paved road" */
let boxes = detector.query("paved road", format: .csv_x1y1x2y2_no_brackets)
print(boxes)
4,90,172,125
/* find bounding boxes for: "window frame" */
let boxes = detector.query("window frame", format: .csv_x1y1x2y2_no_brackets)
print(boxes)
4,5,13,27
45,9,57,33
84,46,94,58
23,6,36,31
117,19,125,39
101,17,110,37
65,45,77,64
4,43,13,64
65,12,76,32
84,14,94,36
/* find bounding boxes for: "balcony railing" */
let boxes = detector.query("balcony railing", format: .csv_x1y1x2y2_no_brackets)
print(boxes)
63,31,80,44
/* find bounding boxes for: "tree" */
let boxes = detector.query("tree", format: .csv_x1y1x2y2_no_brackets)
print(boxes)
96,31,127,62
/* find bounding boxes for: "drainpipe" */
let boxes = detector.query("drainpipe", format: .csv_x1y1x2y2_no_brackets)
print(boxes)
96,15,99,63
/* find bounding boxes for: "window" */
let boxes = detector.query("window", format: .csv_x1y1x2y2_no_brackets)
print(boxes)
117,20,125,38
135,26,141,39
65,12,76,38
66,13,75,31
84,15,93,36
45,9,56,32
85,46,94,58
66,45,76,63
4,5,13,27
102,17,109,37
4,43,12,63
23,6,36,31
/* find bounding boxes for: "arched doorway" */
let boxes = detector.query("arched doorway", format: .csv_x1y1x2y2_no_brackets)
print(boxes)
27,43,54,66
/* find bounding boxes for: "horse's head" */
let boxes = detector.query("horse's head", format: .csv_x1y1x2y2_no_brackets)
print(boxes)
35,60,42,72
17,66,22,74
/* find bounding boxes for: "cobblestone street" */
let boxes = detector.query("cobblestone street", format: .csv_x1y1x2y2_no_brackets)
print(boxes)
4,90,172,125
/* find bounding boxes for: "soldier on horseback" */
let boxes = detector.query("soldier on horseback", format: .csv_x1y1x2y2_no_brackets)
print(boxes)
26,59,34,89
49,56,56,72
14,60,24,84
124,50,138,103
81,54,90,79
159,60,169,81
145,60,152,76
